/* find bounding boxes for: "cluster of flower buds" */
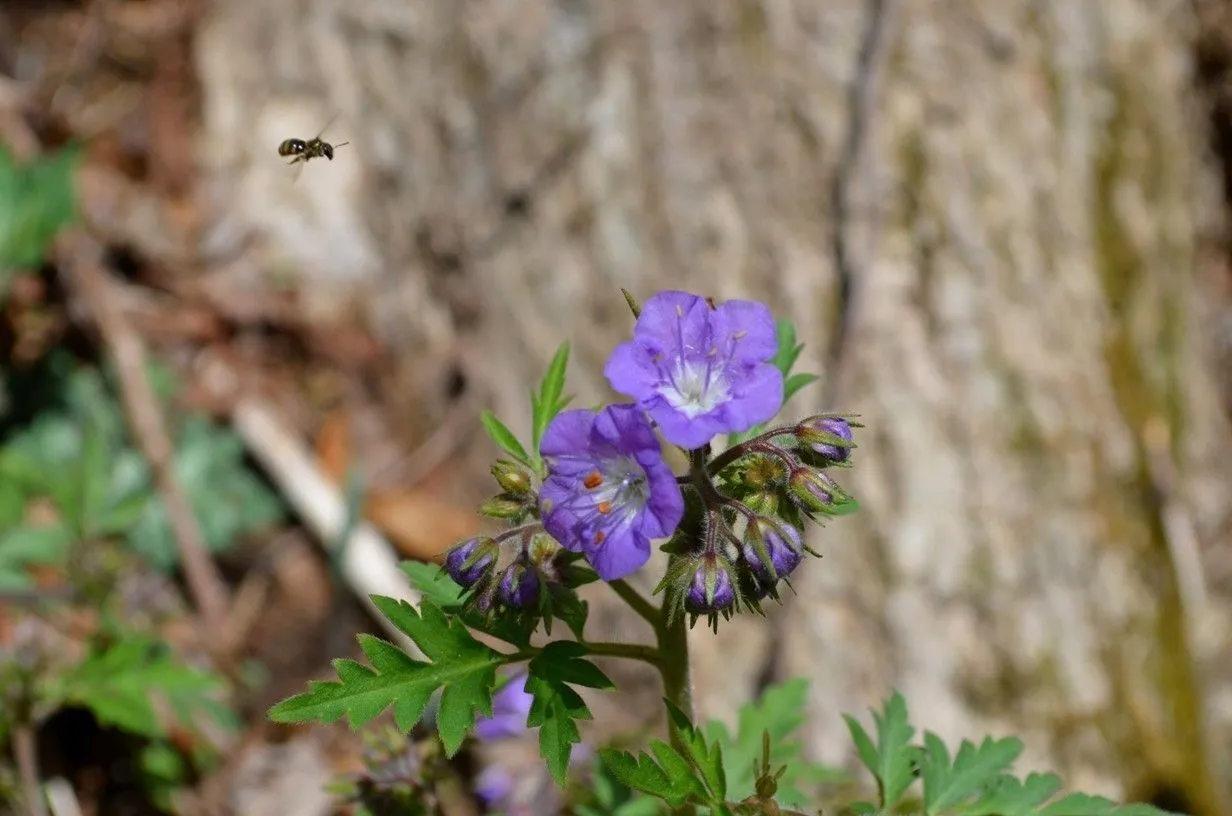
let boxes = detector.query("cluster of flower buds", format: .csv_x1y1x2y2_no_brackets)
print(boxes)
438,289,859,630
663,413,858,627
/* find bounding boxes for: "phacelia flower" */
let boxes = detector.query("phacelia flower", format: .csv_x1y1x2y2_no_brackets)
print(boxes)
798,416,854,463
444,537,497,588
605,290,784,450
741,520,804,584
475,672,534,742
684,555,736,614
539,404,684,581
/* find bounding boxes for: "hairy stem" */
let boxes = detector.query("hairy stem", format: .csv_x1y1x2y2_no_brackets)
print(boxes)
655,554,694,778
609,578,659,627
582,641,662,666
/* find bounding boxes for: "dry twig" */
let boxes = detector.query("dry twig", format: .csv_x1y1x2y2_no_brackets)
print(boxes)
12,724,49,816
231,398,423,655
54,229,231,649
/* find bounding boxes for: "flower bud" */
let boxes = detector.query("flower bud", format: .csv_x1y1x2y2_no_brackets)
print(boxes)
684,555,735,614
479,496,526,520
444,537,497,588
491,459,533,497
741,519,803,584
788,468,840,514
497,560,541,609
796,416,854,463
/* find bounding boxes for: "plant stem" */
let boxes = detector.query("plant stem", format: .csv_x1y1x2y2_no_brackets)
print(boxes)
609,579,659,627
582,641,661,666
13,724,48,816
654,558,693,735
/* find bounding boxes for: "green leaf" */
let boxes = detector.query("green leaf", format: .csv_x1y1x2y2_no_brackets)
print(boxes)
525,670,591,786
703,678,837,807
664,700,726,802
599,744,708,808
548,586,590,641
128,416,284,570
783,372,819,403
531,641,614,690
1038,796,1179,816
954,773,1063,815
46,637,224,738
399,560,539,648
0,144,81,272
532,342,572,455
0,523,73,588
480,410,531,466
268,598,503,756
401,561,465,608
524,642,613,785
842,690,916,809
920,732,1022,813
0,478,25,528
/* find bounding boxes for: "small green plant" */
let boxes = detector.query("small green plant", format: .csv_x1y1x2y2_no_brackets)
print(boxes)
269,290,1184,815
0,144,79,285
0,354,279,812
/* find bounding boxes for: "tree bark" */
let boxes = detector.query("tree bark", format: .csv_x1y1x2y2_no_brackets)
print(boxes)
197,0,1232,811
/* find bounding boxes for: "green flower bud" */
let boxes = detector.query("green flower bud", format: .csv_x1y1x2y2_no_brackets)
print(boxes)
479,496,527,520
490,459,533,496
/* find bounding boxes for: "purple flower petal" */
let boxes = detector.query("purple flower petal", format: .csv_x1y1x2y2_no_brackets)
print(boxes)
603,291,784,450
475,673,533,742
538,404,684,581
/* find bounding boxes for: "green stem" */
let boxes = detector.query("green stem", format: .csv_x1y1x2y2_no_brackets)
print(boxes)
654,556,693,740
582,641,661,666
610,579,659,627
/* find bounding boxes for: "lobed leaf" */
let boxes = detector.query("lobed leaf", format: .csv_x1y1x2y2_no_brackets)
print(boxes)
921,732,1023,813
842,690,917,809
268,597,503,756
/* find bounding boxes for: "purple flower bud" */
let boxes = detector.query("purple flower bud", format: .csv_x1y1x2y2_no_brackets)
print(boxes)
741,520,803,583
788,468,839,514
497,560,540,608
797,416,854,463
444,537,496,588
684,555,735,614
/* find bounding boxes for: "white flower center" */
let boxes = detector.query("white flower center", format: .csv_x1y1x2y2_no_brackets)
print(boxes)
658,357,730,418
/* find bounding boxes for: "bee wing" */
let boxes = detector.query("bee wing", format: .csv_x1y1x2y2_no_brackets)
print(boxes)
292,160,305,185
314,112,341,140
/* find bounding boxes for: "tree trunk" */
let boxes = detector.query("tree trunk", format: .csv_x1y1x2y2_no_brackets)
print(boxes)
196,0,1232,812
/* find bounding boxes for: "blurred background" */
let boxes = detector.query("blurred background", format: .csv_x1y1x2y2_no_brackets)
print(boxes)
2,0,1231,814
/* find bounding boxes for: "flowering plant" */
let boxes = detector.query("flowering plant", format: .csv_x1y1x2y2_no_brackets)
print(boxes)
269,291,1180,816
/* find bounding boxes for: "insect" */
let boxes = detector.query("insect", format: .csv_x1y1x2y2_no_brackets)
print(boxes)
277,114,349,181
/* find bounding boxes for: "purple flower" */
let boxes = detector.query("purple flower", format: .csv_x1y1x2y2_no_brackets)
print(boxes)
604,291,784,450
741,520,804,583
475,766,516,806
475,672,534,742
538,404,684,581
684,555,736,614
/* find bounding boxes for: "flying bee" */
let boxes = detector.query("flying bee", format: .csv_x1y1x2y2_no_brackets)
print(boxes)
277,114,349,181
